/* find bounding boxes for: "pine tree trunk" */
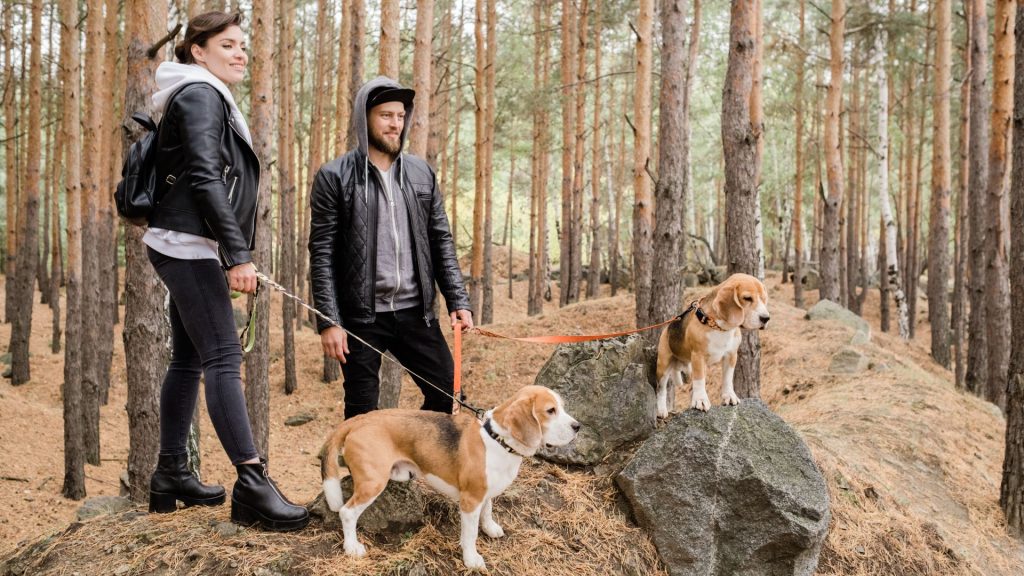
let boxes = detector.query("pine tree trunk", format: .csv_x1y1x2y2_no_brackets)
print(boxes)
1000,0,1024,533
279,0,297,396
820,0,845,304
470,0,486,317
793,0,806,308
409,0,434,158
335,0,353,157
568,0,588,305
60,0,86,500
559,0,577,307
586,0,603,300
966,0,992,397
984,0,1015,411
3,3,17,324
7,0,42,386
379,0,400,78
954,0,972,389
481,0,497,324
632,0,654,328
928,0,953,368
529,0,550,316
346,0,366,150
648,0,690,336
722,0,761,399
242,0,275,457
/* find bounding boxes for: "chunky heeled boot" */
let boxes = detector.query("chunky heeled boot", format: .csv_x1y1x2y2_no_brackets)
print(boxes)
149,453,226,513
230,460,309,532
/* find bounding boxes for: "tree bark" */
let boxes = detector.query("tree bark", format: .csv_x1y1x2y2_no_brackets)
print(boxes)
346,0,366,150
7,0,42,386
722,0,762,399
586,0,603,300
470,0,486,316
279,0,297,395
632,0,654,328
648,0,690,336
409,0,434,158
985,0,1015,411
379,0,400,79
820,0,845,304
793,0,806,308
966,0,991,396
335,0,353,157
242,0,275,457
529,0,551,316
568,0,588,305
3,3,17,324
1001,0,1024,534
929,0,953,368
482,0,497,324
60,0,86,500
559,0,577,307
954,0,972,389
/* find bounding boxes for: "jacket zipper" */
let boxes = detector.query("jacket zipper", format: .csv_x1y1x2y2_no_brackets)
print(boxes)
383,170,402,312
227,120,260,250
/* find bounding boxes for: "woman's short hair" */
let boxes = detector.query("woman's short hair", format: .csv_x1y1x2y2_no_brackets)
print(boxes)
174,11,243,64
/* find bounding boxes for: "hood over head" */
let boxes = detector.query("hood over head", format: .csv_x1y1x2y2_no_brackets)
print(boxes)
351,76,415,157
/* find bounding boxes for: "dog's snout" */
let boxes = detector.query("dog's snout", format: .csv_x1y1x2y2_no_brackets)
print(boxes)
571,420,581,433
759,314,770,326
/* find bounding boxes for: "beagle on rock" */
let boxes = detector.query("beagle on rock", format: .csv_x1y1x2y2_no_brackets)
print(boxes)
320,385,580,571
655,273,770,417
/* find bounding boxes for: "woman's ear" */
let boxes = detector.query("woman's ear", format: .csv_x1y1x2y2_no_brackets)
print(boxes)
191,43,205,64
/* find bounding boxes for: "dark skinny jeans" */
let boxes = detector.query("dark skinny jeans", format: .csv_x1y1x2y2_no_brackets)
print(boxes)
148,247,259,465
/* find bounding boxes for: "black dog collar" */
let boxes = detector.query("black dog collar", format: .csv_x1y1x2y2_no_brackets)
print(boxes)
685,300,725,331
483,418,525,457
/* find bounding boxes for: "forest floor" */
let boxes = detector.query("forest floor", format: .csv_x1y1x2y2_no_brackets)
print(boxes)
1,253,1023,575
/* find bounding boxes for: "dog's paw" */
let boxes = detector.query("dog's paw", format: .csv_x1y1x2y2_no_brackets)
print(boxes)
463,551,487,571
722,392,740,406
656,407,670,419
690,393,711,412
344,540,367,558
482,520,505,538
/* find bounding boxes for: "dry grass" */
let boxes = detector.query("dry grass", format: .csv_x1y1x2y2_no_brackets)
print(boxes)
2,271,1024,575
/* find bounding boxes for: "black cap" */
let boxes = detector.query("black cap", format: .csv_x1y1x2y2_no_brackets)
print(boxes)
366,86,416,111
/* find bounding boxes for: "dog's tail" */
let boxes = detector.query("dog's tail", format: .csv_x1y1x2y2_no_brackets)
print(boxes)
320,422,353,512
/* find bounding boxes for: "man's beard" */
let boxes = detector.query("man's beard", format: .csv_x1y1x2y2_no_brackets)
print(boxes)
368,128,402,156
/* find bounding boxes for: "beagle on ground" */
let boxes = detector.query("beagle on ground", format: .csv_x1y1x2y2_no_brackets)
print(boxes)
320,385,580,571
655,273,770,417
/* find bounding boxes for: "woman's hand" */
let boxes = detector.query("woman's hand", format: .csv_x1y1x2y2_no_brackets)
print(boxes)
227,262,258,294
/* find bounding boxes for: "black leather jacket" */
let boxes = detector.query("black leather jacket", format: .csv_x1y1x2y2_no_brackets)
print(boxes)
308,150,471,331
150,83,259,267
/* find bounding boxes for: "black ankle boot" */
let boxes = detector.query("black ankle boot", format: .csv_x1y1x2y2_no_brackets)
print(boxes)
149,453,226,513
230,460,309,532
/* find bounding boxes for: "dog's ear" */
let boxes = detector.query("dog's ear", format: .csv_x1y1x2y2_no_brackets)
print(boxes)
714,282,746,327
503,395,543,450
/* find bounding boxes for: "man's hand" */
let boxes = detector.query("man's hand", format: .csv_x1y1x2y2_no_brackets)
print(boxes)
450,309,474,332
227,262,258,294
321,326,350,363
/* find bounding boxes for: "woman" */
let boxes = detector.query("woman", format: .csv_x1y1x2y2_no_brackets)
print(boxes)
145,11,308,532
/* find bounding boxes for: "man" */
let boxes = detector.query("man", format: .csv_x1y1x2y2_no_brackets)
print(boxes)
309,76,473,419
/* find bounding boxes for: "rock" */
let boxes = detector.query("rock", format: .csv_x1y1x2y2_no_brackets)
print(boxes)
285,412,315,426
616,400,830,576
308,477,424,537
214,522,239,537
76,496,133,521
534,335,657,466
805,299,871,344
799,268,821,291
829,347,869,374
113,565,130,576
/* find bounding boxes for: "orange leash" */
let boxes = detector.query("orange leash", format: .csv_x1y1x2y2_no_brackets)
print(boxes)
450,314,685,414
453,320,463,414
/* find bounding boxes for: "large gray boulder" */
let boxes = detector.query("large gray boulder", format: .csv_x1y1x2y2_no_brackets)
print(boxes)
308,478,424,538
806,299,871,344
616,401,830,576
536,335,657,466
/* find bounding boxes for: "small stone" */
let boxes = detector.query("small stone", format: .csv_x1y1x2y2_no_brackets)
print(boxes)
856,545,866,555
214,522,239,537
230,561,238,569
113,565,131,575
285,412,315,427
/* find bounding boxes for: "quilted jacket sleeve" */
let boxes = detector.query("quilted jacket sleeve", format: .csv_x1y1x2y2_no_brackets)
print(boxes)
308,166,343,332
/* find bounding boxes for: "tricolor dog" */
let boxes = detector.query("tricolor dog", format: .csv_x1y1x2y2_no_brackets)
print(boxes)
655,273,770,417
320,385,580,571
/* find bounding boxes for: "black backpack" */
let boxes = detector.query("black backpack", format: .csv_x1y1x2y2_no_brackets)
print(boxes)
115,87,189,225
114,112,163,225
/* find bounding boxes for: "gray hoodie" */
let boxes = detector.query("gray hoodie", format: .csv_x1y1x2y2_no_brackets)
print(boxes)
352,76,421,313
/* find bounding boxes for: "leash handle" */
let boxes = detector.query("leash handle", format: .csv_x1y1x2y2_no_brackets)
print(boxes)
453,320,462,415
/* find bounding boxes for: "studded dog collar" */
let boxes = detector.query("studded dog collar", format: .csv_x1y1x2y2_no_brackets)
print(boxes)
684,300,726,331
482,418,526,457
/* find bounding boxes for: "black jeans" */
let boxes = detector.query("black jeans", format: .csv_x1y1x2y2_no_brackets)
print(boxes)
147,247,259,465
341,307,454,419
